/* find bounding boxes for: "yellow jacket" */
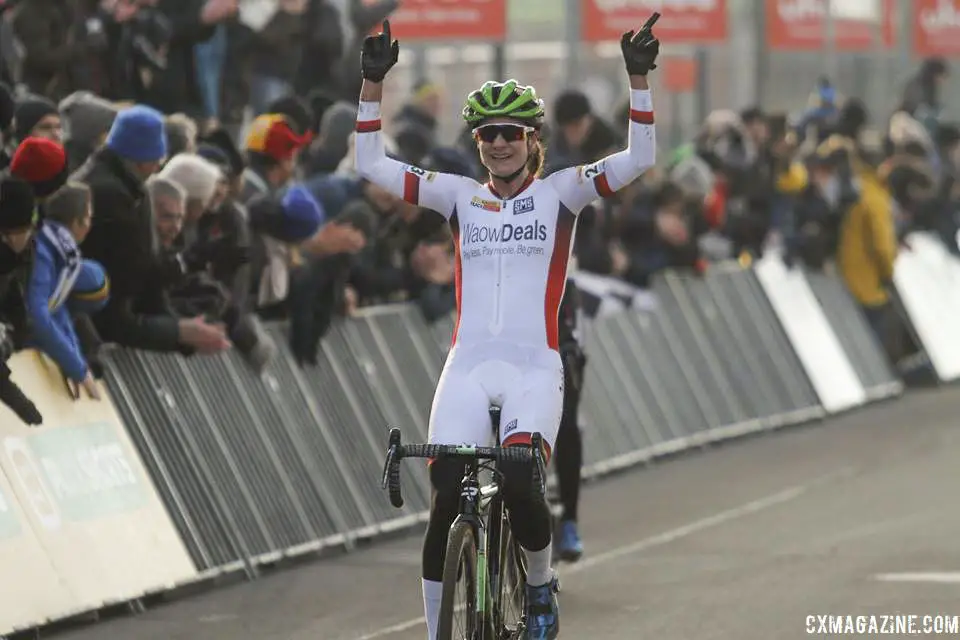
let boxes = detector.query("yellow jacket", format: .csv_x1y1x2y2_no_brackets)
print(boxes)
837,173,898,307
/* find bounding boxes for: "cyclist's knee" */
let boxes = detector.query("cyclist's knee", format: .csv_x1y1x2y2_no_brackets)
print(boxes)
429,458,463,518
498,443,544,505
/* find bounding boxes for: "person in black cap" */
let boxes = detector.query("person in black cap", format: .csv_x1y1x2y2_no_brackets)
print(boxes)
13,96,63,145
0,174,43,426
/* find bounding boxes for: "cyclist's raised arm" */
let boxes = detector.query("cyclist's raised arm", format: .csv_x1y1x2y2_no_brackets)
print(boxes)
354,21,471,219
355,96,469,220
547,16,662,214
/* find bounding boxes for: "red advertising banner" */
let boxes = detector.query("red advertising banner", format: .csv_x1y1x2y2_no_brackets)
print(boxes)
913,0,960,56
581,0,727,44
375,0,507,41
661,57,698,92
766,0,896,51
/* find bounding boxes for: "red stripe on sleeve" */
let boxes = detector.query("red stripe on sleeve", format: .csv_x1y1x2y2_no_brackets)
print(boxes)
356,119,382,133
630,109,654,125
593,173,614,198
403,172,420,205
544,208,574,351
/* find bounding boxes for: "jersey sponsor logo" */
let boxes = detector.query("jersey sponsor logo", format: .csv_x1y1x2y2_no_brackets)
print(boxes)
503,419,518,436
513,196,534,215
470,196,501,212
461,221,548,245
407,165,427,177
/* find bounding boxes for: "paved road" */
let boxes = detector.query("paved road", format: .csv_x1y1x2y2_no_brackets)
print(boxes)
53,388,960,640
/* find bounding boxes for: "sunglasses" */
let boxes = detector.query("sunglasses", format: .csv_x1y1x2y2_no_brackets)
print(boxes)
473,123,534,143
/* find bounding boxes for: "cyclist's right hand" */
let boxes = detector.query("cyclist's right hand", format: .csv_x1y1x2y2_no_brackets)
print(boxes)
361,20,399,83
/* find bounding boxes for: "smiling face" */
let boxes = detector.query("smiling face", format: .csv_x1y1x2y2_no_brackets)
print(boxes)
474,118,536,178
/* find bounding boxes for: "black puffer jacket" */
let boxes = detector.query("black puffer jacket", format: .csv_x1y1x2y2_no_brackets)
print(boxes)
73,147,182,351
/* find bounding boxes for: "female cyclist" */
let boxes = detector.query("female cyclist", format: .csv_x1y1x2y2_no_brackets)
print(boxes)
356,18,660,640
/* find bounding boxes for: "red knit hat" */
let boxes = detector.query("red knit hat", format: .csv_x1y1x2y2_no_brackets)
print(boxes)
10,137,69,199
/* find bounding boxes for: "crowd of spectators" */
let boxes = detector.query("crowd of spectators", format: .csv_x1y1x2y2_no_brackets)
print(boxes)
0,0,952,423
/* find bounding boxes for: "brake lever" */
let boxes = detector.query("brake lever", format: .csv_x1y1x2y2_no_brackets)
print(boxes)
381,446,395,490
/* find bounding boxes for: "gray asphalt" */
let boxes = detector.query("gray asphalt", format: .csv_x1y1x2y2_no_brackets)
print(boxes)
53,387,960,640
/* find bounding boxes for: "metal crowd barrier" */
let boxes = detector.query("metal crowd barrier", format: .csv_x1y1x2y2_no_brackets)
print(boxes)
97,264,900,585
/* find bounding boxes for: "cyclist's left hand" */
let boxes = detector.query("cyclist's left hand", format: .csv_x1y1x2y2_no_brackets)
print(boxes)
621,12,661,76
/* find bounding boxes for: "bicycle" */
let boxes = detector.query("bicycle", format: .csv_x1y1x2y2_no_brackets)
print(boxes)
381,408,550,639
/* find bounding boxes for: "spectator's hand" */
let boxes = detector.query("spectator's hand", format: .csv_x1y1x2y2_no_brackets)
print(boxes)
278,0,307,14
81,372,102,401
610,243,629,276
343,286,359,317
178,316,231,354
201,0,239,24
620,13,660,76
362,20,399,83
304,223,366,256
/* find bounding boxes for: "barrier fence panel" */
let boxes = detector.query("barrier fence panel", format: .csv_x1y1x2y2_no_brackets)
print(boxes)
754,254,867,413
0,352,196,634
702,268,800,427
734,269,824,419
619,310,711,444
312,322,429,526
804,270,904,400
664,271,765,433
261,324,381,541
102,348,249,574
651,274,740,430
892,232,960,383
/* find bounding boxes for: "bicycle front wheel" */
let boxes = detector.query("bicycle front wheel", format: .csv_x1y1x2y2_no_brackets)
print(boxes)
438,520,479,639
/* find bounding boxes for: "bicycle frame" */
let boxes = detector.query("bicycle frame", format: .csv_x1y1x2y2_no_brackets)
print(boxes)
448,454,515,638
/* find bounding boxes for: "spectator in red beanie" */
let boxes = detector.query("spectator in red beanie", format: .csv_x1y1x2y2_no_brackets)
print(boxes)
10,137,70,201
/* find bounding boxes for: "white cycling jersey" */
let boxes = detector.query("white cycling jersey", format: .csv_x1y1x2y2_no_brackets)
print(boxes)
355,89,655,451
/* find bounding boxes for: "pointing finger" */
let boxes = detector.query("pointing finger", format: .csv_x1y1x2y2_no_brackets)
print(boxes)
382,19,391,42
633,12,660,41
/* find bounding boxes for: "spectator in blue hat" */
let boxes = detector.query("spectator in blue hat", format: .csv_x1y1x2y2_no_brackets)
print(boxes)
72,104,229,355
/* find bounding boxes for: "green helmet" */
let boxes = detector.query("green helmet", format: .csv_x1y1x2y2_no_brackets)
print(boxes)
462,80,545,127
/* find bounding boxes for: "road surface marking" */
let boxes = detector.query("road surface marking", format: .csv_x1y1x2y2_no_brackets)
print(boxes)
875,572,960,584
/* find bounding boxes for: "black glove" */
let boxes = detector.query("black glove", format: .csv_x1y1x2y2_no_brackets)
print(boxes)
0,374,42,426
361,20,399,83
621,13,661,76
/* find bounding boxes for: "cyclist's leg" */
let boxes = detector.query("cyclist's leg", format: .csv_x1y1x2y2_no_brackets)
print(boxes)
422,361,491,640
498,358,563,638
497,362,562,581
554,359,584,559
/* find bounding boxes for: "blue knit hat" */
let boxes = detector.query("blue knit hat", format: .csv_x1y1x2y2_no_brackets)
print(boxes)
106,105,167,162
280,185,324,242
68,259,110,314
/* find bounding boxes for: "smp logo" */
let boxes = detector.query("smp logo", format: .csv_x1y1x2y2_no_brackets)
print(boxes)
513,196,534,215
461,221,548,245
